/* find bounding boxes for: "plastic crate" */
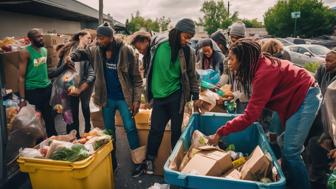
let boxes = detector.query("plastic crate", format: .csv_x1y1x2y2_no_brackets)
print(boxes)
164,113,286,189
17,140,114,189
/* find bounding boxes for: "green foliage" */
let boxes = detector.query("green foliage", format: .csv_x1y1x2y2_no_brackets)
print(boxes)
304,62,320,73
126,11,171,33
242,18,263,28
264,0,336,37
200,0,238,34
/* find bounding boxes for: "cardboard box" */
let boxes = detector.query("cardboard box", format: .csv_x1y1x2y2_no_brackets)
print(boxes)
240,146,272,181
46,46,59,68
115,109,151,126
0,52,20,92
224,169,241,180
90,110,104,129
115,111,123,126
181,148,232,176
43,34,63,47
131,145,146,164
134,109,151,125
137,124,171,176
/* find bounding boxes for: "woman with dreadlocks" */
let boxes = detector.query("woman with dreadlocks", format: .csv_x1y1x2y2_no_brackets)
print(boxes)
208,39,322,189
142,18,202,175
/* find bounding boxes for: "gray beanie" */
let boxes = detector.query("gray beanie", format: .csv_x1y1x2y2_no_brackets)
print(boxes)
230,22,246,38
175,18,196,35
97,22,114,37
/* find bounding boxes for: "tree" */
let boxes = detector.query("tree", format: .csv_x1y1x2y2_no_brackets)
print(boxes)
126,11,171,33
242,18,263,28
200,0,238,34
264,0,336,38
158,16,171,32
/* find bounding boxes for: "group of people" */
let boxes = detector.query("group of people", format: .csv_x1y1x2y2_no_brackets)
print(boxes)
16,17,336,189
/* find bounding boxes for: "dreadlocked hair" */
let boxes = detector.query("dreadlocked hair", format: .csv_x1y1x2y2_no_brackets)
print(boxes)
231,39,281,96
230,39,261,96
168,28,182,63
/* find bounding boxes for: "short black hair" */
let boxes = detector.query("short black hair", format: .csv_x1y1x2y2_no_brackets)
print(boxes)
27,28,41,39
131,35,150,46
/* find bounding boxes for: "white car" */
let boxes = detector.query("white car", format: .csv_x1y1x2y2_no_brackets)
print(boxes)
285,44,329,67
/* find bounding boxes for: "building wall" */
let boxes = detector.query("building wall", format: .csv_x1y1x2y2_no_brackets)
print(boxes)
0,10,81,38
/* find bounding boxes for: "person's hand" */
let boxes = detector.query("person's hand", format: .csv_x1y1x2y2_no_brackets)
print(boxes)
65,56,75,71
18,99,27,109
193,100,205,114
132,102,140,116
330,160,336,170
208,133,221,145
68,87,81,96
329,149,336,159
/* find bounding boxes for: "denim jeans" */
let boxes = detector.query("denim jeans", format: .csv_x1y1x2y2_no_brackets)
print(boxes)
282,87,322,189
103,99,140,169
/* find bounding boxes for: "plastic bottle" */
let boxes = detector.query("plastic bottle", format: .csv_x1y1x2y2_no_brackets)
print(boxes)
232,157,246,168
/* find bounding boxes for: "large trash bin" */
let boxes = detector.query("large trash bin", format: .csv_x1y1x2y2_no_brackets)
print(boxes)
18,141,114,189
164,113,286,189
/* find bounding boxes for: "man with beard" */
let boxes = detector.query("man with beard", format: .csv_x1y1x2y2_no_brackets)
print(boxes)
18,28,57,137
67,23,143,177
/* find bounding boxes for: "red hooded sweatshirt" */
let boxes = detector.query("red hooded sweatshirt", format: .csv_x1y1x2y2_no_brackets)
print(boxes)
216,56,315,136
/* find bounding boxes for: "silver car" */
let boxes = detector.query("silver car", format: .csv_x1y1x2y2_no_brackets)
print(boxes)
285,44,329,67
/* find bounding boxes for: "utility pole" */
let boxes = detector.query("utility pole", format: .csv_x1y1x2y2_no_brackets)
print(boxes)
228,0,230,17
294,17,297,37
99,0,103,25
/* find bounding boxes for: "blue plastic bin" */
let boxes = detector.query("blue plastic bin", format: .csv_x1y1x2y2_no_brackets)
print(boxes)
164,113,286,189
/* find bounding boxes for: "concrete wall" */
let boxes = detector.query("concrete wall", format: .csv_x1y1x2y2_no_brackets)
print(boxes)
0,10,81,38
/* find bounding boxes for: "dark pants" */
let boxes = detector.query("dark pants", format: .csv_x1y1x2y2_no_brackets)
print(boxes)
67,89,92,137
25,85,57,137
306,136,331,189
146,90,183,160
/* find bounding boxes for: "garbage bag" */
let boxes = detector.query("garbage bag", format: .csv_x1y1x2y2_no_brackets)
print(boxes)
197,69,220,85
321,80,336,146
5,103,47,164
50,69,80,124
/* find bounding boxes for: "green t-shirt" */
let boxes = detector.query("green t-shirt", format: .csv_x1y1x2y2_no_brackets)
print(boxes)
25,45,51,90
151,41,181,98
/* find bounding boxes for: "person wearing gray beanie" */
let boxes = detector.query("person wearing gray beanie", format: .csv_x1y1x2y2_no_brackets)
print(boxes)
96,22,114,37
229,22,246,45
142,18,202,175
175,18,196,35
69,22,144,178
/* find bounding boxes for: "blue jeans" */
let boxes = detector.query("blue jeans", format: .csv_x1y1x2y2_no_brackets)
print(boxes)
282,87,322,189
103,99,140,150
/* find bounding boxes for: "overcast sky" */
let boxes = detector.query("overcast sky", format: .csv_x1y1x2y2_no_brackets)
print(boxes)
78,0,336,24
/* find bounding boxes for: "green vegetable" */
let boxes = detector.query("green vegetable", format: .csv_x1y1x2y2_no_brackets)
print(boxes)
225,144,235,151
50,144,89,162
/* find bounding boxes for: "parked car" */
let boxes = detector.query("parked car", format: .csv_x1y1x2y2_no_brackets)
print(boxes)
276,38,294,46
285,37,307,45
285,44,329,67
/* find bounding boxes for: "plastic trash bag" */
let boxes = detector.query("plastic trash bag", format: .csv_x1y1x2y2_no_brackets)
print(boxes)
197,69,220,85
5,103,47,164
50,69,80,124
321,80,336,146
19,148,43,158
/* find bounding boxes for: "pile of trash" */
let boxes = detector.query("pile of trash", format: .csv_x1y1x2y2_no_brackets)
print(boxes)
0,36,30,53
19,128,112,162
170,130,279,183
